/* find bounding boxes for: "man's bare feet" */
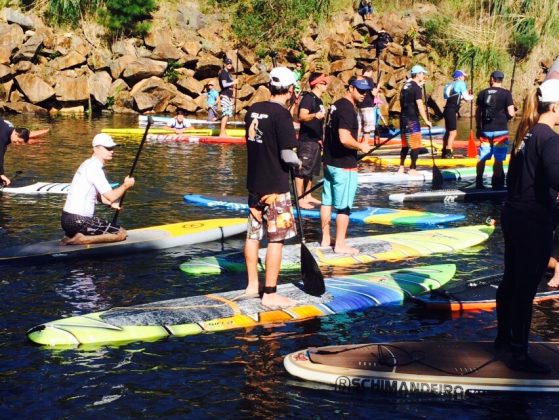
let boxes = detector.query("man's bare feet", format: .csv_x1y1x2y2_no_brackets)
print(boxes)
299,201,316,210
320,236,332,248
333,244,360,255
408,169,420,176
60,233,84,245
261,292,297,309
397,167,405,174
548,277,559,288
308,196,321,204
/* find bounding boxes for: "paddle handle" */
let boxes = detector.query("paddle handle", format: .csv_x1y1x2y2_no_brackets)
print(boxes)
112,116,153,225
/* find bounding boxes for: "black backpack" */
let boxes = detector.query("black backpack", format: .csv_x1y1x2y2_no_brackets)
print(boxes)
481,89,498,123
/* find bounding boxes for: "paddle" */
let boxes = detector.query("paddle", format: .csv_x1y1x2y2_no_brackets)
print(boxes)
467,54,477,158
289,168,325,297
112,116,153,224
423,85,444,190
297,129,400,201
233,48,239,122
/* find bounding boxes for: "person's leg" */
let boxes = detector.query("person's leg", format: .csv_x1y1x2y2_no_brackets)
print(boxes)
398,122,409,173
244,201,265,295
219,115,229,137
261,241,297,308
331,168,358,254
294,176,312,209
320,166,334,247
408,121,422,175
409,148,420,176
62,228,127,245
61,213,126,245
491,132,509,189
333,211,358,254
244,238,261,295
476,132,492,188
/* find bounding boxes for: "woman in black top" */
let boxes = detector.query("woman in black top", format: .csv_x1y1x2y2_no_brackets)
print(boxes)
496,78,559,374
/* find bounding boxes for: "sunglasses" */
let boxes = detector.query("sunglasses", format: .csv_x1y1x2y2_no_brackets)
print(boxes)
355,87,369,95
103,146,116,151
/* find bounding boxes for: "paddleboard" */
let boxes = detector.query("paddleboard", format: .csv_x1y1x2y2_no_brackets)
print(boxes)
389,188,507,203
26,264,455,346
363,155,510,168
102,127,246,138
179,224,494,275
0,218,246,264
358,166,504,184
414,275,559,312
377,126,445,138
183,194,465,227
284,341,559,395
147,134,245,144
1,181,118,195
138,115,246,128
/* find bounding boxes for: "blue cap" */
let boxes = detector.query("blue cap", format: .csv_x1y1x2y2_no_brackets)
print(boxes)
453,70,466,79
350,78,372,90
411,64,428,75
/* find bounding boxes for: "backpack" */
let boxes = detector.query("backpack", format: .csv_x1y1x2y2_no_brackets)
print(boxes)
443,82,455,100
480,89,498,123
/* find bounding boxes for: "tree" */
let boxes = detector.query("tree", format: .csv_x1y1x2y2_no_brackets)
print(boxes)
98,0,158,39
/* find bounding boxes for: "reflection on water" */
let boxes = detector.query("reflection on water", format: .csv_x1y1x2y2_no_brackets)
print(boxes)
1,115,559,416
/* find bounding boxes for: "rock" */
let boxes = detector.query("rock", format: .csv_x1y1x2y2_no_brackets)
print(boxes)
176,4,206,30
3,101,48,114
15,73,55,103
130,76,178,112
55,33,89,57
176,75,205,97
170,91,198,113
54,71,90,102
3,8,34,29
88,71,113,105
13,33,43,61
330,58,356,73
52,105,85,114
88,49,112,71
34,26,55,49
111,39,138,57
246,85,270,107
244,71,270,88
0,64,12,82
108,79,130,98
110,55,136,79
151,42,184,61
0,24,24,53
113,89,134,112
181,40,201,57
387,42,404,57
0,46,11,64
194,55,223,80
0,80,13,101
13,61,33,73
237,83,255,100
122,57,168,84
53,50,87,70
326,39,347,61
144,30,169,49
300,36,320,54
9,89,24,102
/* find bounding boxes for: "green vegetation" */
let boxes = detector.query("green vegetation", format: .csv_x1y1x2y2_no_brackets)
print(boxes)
163,60,182,84
97,0,158,38
44,0,100,27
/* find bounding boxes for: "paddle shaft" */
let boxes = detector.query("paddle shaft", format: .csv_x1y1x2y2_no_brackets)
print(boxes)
297,129,400,201
233,49,239,121
423,85,443,190
112,116,153,224
470,54,475,131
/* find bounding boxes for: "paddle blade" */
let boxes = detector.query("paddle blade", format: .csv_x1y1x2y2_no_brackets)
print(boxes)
432,165,444,190
301,243,325,297
467,130,477,158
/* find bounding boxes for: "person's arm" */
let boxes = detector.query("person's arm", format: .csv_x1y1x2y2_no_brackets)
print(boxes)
102,176,135,208
507,105,516,120
339,128,372,153
299,107,325,123
0,140,9,185
280,149,301,168
416,99,432,127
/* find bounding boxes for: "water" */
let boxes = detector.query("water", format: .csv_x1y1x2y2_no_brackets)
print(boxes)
1,115,559,418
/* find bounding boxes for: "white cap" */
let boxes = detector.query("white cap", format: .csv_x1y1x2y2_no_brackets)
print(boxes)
92,133,117,148
538,79,559,103
269,67,296,88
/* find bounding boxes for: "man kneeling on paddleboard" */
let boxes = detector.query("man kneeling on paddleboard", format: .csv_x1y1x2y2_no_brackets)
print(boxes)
60,134,135,245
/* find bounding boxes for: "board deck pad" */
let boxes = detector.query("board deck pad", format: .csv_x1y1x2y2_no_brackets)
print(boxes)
147,134,245,144
357,166,501,184
183,194,465,227
0,218,247,263
364,155,510,168
26,264,455,346
414,275,559,311
180,224,494,275
284,341,559,394
102,127,245,137
389,188,508,203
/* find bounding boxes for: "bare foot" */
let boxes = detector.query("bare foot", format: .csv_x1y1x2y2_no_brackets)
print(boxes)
408,169,420,176
59,236,71,245
397,167,405,174
333,245,360,255
261,292,297,309
299,202,316,210
60,233,84,245
548,277,559,288
320,237,332,248
308,196,322,205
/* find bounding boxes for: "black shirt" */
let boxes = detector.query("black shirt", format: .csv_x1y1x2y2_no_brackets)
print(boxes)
0,119,14,176
399,79,422,121
218,69,234,98
357,76,376,109
506,123,559,224
245,101,298,194
323,97,359,169
476,87,514,131
298,92,324,143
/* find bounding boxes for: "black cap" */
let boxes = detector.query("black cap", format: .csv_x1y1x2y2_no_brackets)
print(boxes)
491,70,504,79
224,58,233,65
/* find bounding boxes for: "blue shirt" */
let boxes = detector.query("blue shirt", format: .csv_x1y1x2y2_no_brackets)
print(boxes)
207,89,219,107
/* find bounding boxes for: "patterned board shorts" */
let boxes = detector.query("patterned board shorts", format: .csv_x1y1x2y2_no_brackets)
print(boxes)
246,191,297,242
295,141,321,179
400,119,422,149
479,130,509,162
61,211,121,237
221,95,234,118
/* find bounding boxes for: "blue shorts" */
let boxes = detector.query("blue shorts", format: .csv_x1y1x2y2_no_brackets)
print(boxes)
321,165,358,211
479,130,509,162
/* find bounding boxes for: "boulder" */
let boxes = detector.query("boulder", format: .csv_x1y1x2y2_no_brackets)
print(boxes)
111,39,138,57
15,73,55,103
110,55,136,79
88,71,113,105
52,105,85,114
194,55,223,80
151,42,183,61
0,46,11,64
13,60,33,73
3,8,34,29
330,58,356,73
0,24,24,53
130,76,178,112
108,79,130,98
176,75,205,97
53,50,87,70
237,83,255,100
34,26,55,49
13,33,43,61
300,36,320,54
326,40,347,61
0,64,13,82
3,101,48,114
55,33,89,57
54,71,90,102
170,91,198,113
144,30,169,49
0,80,13,101
244,71,270,88
181,40,201,57
122,58,168,84
88,49,112,71
246,85,270,107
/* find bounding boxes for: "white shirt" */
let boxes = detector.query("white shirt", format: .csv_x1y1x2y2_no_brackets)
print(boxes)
63,156,112,217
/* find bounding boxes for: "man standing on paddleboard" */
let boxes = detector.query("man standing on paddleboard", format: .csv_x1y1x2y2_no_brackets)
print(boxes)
0,118,30,187
398,64,432,176
60,134,135,245
320,77,372,255
218,57,237,137
441,70,473,158
244,67,302,309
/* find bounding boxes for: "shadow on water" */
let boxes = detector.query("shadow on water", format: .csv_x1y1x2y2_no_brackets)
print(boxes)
1,115,559,417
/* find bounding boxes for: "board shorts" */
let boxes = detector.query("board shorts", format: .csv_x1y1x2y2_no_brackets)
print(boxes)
400,119,422,149
220,95,234,118
246,191,297,243
61,211,121,238
478,130,509,162
358,107,376,134
443,107,458,131
207,106,218,121
321,165,358,211
295,141,321,179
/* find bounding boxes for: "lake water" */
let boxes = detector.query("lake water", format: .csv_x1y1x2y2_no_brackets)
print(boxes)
1,114,559,418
